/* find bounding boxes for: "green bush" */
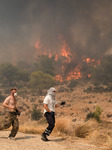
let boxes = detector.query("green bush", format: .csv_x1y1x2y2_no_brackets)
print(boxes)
29,71,56,94
94,106,103,122
85,106,103,122
31,106,42,121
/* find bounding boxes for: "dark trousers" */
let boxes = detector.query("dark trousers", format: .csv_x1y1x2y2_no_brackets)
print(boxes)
43,112,55,136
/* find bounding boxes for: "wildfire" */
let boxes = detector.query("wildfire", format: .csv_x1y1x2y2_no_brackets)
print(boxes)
61,40,71,63
35,40,72,62
35,40,100,82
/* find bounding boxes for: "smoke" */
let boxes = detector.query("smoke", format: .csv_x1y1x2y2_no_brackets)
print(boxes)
0,0,112,63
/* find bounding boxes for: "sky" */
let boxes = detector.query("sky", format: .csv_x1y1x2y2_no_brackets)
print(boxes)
0,0,112,64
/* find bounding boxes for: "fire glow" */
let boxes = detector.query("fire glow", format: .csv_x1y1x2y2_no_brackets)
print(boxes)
35,40,99,82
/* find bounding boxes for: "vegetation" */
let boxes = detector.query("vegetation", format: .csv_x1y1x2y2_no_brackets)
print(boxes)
34,55,56,76
85,106,103,122
90,55,112,85
0,63,29,87
0,91,5,102
67,79,78,88
29,71,56,94
31,105,43,121
0,54,111,95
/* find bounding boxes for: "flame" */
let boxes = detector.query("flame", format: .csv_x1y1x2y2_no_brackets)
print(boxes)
55,54,58,61
35,40,100,82
35,40,40,49
86,58,95,63
55,75,63,82
35,40,72,62
61,40,71,63
88,74,91,78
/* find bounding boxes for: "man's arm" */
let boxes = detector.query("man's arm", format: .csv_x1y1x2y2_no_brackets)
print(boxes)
3,99,16,109
3,102,15,109
44,104,51,112
55,101,66,108
55,104,61,108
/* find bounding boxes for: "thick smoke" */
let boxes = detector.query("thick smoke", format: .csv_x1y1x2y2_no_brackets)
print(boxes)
0,0,112,63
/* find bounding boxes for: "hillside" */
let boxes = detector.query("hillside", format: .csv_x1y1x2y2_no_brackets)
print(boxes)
10,83,112,123
0,83,112,150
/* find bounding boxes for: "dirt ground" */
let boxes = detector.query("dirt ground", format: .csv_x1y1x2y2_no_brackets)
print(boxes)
0,131,106,150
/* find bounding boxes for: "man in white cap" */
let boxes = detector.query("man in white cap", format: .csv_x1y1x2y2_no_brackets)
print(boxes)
41,87,65,141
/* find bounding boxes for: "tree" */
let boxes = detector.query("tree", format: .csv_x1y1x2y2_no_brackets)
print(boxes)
0,63,30,87
90,55,112,85
34,55,55,76
31,105,42,121
0,63,19,86
29,71,56,94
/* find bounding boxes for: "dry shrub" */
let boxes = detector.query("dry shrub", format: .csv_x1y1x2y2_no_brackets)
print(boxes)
90,129,111,146
107,140,112,150
75,120,98,138
19,125,44,134
75,124,90,138
89,121,112,148
19,117,74,136
19,121,45,134
54,117,74,135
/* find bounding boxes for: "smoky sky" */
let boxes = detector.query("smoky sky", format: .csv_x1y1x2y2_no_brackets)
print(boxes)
0,0,112,63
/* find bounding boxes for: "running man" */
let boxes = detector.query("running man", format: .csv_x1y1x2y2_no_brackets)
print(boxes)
41,87,65,141
0,88,20,139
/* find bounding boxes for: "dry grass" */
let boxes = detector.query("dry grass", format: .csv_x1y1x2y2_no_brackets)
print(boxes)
19,117,74,136
89,121,112,149
75,119,98,138
2,114,112,149
90,129,111,146
19,121,45,134
19,125,45,134
12,118,112,150
53,117,74,136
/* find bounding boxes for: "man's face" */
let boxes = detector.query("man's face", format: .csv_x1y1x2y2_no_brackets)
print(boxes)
11,89,17,95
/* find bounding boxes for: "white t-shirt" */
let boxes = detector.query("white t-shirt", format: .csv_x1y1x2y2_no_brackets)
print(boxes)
3,95,17,112
43,95,57,114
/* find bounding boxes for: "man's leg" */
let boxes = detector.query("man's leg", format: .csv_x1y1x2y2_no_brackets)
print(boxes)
41,112,55,141
0,112,12,130
9,117,19,138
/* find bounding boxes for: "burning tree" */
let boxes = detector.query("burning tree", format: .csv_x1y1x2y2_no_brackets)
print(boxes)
34,39,101,82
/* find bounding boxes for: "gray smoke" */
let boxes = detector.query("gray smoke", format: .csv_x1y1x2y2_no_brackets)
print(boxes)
0,0,112,63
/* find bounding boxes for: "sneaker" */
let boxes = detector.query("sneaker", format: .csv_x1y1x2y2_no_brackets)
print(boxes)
41,133,49,141
8,137,16,140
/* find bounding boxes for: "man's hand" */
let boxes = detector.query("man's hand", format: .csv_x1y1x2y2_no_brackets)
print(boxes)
15,109,21,116
11,106,16,109
50,111,54,116
60,101,66,105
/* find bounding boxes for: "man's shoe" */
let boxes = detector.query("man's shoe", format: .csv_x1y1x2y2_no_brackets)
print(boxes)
8,137,16,140
41,133,49,141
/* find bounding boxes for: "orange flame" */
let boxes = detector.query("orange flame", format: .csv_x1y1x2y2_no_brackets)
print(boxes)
35,40,100,82
35,40,40,49
61,40,71,63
